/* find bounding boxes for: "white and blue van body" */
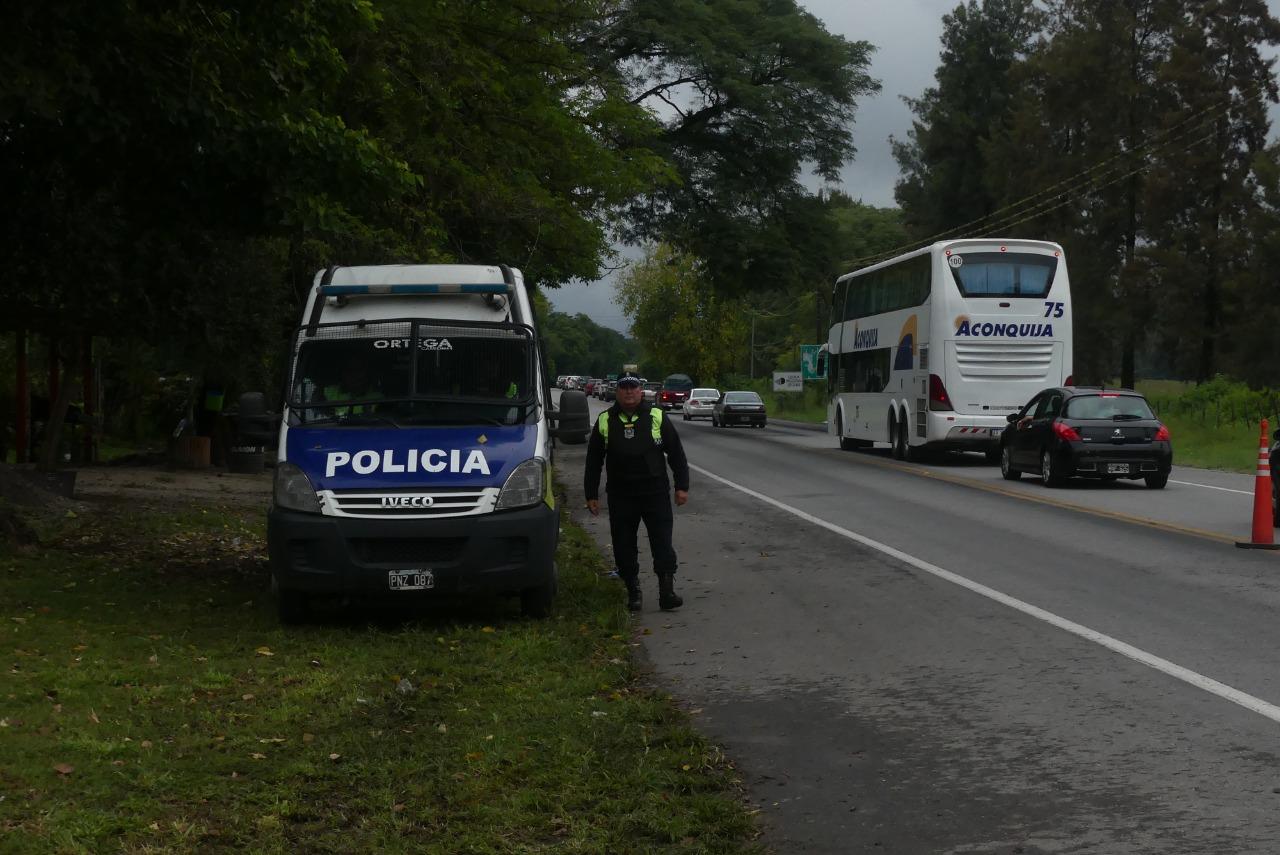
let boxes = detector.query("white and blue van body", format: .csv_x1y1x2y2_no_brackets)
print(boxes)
267,264,582,620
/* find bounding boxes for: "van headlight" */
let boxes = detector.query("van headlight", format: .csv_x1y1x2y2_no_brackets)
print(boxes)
497,458,546,510
274,463,320,513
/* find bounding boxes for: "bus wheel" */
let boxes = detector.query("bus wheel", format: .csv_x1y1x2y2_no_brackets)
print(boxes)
889,412,903,459
837,411,856,451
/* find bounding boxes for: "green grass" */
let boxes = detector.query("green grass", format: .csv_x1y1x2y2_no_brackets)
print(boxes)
0,498,761,854
1132,379,1275,473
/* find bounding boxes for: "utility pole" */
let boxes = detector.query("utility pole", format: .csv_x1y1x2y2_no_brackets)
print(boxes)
750,316,755,380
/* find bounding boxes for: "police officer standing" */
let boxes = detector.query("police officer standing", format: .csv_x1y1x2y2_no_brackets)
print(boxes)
584,371,689,612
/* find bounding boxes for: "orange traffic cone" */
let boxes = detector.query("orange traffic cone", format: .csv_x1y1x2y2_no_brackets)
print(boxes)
1236,418,1280,550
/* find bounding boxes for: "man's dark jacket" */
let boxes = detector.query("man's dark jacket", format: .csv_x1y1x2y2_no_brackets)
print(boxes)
583,402,689,499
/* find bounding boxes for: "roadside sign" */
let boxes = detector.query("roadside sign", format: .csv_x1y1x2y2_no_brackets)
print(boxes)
773,371,802,392
800,345,826,380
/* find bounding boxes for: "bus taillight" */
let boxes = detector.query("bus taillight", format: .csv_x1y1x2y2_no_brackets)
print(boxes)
928,374,953,411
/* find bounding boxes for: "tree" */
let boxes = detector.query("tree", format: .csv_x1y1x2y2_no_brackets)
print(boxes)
989,0,1181,385
597,0,879,292
892,0,1043,238
615,246,746,382
1142,0,1280,381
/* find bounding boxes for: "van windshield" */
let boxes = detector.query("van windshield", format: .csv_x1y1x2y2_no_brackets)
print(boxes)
289,320,536,427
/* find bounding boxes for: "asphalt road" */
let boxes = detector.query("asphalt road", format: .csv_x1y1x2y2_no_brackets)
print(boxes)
559,394,1280,854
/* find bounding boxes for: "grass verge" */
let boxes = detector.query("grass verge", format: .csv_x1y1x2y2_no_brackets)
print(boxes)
0,494,761,854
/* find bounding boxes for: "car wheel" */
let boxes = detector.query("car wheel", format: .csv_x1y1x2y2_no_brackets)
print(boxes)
1000,446,1020,480
1144,472,1169,490
1040,449,1064,487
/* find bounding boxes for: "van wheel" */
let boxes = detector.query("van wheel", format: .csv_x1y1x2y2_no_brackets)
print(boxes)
276,588,310,625
521,565,558,619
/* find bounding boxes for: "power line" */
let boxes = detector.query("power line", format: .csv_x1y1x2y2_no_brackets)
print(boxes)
847,97,1235,269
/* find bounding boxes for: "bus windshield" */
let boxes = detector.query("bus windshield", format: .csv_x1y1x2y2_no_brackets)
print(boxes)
948,252,1056,298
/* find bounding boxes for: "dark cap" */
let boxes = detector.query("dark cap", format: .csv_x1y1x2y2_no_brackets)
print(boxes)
616,371,642,388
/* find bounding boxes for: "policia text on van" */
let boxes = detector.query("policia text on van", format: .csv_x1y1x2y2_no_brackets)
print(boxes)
267,264,589,622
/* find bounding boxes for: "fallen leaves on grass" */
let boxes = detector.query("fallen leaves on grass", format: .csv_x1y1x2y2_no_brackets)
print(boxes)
255,647,274,657
53,763,74,775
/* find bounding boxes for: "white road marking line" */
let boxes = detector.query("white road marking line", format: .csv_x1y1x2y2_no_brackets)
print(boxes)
691,462,1280,726
1168,479,1252,496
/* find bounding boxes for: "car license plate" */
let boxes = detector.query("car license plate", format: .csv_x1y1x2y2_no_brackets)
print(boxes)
1106,463,1131,474
388,569,434,591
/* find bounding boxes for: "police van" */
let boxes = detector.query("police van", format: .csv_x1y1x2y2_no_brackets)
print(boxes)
268,264,589,621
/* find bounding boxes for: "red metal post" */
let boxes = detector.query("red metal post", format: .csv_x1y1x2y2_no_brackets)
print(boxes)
15,330,28,463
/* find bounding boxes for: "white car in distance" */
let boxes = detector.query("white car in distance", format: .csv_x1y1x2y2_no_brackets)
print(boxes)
682,388,720,421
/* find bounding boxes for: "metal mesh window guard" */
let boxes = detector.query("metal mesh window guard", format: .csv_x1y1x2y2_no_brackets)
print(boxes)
288,319,535,425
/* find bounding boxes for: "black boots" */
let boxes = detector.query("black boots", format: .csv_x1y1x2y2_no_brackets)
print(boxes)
623,575,643,612
658,573,683,611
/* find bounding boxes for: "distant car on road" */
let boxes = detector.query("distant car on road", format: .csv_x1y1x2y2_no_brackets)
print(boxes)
642,381,661,404
583,378,600,396
712,390,766,428
682,388,720,421
658,373,695,410
999,386,1171,488
602,380,618,402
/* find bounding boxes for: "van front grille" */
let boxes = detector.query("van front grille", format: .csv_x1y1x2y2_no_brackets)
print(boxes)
317,487,499,518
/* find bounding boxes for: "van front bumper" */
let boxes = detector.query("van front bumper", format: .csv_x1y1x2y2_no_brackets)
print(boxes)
267,503,557,597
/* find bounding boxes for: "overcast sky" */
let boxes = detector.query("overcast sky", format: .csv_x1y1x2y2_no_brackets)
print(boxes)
548,0,1280,332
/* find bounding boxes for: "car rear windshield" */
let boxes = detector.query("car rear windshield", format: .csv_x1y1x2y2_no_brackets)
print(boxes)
690,389,718,399
724,392,762,404
1064,394,1154,420
663,375,694,391
948,251,1057,298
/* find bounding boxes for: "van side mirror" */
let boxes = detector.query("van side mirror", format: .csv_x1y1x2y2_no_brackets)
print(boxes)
551,390,590,444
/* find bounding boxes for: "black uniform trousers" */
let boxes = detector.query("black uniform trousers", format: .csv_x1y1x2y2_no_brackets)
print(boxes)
606,489,678,579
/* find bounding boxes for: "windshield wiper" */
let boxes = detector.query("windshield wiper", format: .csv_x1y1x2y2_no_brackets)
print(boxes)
402,416,510,427
300,413,402,428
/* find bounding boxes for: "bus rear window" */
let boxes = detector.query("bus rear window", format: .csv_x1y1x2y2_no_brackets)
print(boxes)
948,252,1057,298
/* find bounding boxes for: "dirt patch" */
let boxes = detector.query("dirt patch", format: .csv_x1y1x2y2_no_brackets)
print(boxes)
74,465,272,510
0,463,270,547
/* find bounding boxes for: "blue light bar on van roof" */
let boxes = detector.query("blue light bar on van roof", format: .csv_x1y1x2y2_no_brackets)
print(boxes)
319,282,510,296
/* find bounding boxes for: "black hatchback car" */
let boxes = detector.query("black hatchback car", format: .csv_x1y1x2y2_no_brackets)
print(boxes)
999,387,1172,488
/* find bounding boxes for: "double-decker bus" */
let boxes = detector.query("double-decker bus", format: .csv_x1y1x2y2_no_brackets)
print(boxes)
826,239,1073,460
